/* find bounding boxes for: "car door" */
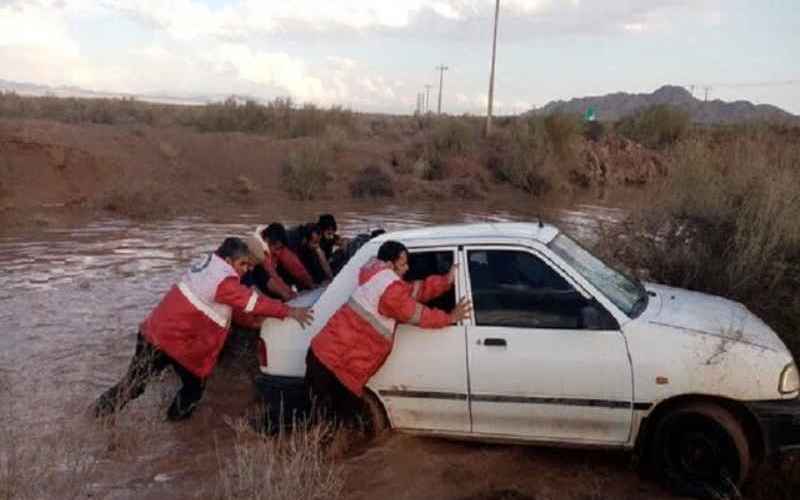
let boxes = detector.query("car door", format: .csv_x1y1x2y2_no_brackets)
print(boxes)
367,247,470,433
464,245,634,444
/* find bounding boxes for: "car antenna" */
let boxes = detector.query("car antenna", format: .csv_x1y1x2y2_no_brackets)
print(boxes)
537,215,544,229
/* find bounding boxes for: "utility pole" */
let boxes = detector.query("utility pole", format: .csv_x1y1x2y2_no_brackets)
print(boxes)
485,0,501,136
424,84,432,113
703,85,712,102
436,65,449,114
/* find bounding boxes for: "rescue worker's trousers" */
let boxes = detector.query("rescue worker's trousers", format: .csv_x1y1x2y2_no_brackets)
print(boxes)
94,332,205,421
305,348,364,426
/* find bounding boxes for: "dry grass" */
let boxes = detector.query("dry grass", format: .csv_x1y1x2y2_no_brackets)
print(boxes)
0,378,98,500
216,415,346,500
615,104,690,149
0,92,355,138
484,117,553,196
280,140,333,201
350,165,394,198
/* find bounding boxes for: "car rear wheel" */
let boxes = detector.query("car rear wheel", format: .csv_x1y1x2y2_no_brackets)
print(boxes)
650,402,751,499
360,390,389,438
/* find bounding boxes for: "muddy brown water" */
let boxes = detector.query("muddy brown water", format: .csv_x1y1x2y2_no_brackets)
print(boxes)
0,201,675,500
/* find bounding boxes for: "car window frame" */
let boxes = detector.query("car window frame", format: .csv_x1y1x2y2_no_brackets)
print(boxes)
461,243,621,331
405,245,461,314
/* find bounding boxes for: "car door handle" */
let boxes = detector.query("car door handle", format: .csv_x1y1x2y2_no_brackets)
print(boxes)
483,338,507,347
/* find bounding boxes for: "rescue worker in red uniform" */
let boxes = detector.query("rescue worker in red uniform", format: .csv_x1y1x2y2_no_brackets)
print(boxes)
263,223,317,291
307,240,472,424
94,237,313,421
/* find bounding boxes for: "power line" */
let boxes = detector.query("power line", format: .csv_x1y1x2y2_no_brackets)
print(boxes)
711,79,800,88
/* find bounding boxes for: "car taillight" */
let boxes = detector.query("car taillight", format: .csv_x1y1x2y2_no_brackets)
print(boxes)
257,338,268,368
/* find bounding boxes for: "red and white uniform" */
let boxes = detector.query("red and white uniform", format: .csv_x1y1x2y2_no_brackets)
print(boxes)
311,258,453,396
142,253,289,378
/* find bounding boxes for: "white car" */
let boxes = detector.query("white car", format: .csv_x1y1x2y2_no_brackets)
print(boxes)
255,222,800,496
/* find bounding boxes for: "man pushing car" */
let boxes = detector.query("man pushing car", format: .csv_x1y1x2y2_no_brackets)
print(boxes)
306,240,471,425
94,237,313,421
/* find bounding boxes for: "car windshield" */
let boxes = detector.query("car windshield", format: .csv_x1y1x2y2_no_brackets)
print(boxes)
548,233,647,318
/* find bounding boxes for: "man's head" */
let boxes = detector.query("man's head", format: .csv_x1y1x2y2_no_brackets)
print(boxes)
318,214,337,241
300,223,321,248
216,237,256,277
262,223,288,253
377,240,409,277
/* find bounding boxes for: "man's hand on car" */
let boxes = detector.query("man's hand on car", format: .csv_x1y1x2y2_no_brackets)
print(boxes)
288,307,314,328
450,297,472,324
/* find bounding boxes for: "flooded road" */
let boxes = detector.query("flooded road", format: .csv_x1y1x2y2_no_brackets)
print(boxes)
1,200,661,500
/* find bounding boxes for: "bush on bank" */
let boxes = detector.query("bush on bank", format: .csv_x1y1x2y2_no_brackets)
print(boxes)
598,123,800,357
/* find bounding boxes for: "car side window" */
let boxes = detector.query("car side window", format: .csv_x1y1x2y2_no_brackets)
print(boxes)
467,249,614,330
406,250,456,312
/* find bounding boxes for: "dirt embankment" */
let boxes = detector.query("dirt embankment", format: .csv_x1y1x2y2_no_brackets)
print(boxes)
0,118,666,230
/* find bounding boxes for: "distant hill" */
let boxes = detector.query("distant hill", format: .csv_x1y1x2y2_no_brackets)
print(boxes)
0,79,213,106
535,85,798,124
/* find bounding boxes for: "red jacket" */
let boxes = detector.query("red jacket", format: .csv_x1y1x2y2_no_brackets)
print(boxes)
311,258,452,396
273,247,315,290
142,253,289,378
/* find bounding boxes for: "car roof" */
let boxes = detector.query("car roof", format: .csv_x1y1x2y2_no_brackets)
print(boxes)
371,222,560,247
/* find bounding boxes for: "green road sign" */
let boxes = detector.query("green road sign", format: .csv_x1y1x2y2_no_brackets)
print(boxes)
584,106,597,122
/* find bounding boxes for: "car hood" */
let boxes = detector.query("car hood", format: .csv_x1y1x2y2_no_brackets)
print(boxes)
640,282,787,352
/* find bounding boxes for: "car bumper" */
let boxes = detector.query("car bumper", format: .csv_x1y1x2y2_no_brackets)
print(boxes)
254,374,309,432
746,397,800,456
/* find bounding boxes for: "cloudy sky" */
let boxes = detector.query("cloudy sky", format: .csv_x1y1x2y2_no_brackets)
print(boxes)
1,0,798,114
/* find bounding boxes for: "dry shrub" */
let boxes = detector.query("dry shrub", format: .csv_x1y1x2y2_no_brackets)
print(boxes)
584,120,606,142
484,118,551,196
193,98,354,138
451,179,485,200
615,104,690,149
349,165,394,198
542,112,581,159
0,92,354,137
100,186,174,219
413,117,482,181
322,125,350,155
0,91,160,125
597,124,800,357
389,150,413,175
280,141,332,201
216,417,345,500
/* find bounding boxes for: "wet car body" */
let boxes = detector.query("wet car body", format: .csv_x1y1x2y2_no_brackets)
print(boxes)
256,222,800,492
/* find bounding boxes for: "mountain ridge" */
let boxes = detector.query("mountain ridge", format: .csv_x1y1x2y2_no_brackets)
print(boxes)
535,85,798,124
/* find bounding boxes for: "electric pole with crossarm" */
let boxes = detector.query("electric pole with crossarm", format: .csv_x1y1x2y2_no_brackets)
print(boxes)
436,65,448,114
485,0,500,136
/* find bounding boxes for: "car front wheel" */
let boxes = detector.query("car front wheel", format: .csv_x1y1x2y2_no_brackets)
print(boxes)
650,402,751,499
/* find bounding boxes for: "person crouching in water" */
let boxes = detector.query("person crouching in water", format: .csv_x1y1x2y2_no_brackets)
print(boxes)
306,240,471,425
94,237,314,421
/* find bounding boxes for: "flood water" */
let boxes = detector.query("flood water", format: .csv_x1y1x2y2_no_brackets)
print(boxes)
0,201,629,499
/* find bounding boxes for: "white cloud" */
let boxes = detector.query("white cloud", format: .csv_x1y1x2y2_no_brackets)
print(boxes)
204,43,327,102
99,0,712,40
0,0,746,114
